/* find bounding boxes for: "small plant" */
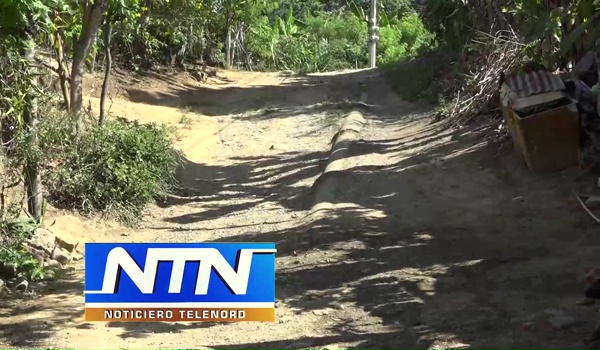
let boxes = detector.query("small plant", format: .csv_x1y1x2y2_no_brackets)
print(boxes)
0,245,46,282
179,107,193,129
0,216,48,283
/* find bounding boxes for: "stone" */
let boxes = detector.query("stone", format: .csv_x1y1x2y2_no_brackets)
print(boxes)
25,245,46,264
14,278,28,293
55,235,78,253
51,247,72,266
27,228,56,255
546,315,578,330
44,259,63,270
577,298,596,306
312,309,332,316
521,321,535,330
544,308,565,316
72,253,84,261
44,269,56,280
0,278,4,292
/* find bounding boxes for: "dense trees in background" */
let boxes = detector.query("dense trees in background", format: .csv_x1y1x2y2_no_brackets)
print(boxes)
85,0,434,72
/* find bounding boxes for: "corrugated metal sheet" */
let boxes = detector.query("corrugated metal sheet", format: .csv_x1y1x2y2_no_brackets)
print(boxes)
504,70,566,98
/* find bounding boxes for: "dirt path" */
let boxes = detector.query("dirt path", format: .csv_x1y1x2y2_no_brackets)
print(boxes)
1,68,600,349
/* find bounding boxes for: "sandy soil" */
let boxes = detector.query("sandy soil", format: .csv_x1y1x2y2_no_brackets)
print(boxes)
1,67,600,349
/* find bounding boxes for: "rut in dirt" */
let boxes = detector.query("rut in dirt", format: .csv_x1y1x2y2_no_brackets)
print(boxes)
147,70,380,242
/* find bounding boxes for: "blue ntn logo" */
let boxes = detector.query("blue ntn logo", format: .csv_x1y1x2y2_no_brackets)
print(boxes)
84,242,276,305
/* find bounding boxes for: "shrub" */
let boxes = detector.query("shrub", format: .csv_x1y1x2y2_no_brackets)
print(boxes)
44,117,180,225
0,217,47,282
380,45,453,104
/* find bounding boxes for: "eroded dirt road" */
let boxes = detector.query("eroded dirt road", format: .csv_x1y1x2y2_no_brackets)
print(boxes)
1,68,600,349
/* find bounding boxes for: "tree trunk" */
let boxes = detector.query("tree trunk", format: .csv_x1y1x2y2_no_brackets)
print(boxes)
368,0,378,68
99,19,112,125
86,48,96,73
224,0,233,68
49,11,71,110
175,43,186,69
138,0,152,70
55,32,71,110
206,31,217,66
70,0,107,142
22,35,43,221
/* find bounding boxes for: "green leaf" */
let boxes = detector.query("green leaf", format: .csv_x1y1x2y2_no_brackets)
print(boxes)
347,0,366,22
380,10,390,27
278,17,287,37
559,11,600,57
292,17,307,29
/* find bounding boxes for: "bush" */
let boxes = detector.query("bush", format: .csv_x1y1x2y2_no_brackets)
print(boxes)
378,13,436,66
248,12,369,73
380,46,453,103
0,217,47,282
44,117,180,225
247,10,436,74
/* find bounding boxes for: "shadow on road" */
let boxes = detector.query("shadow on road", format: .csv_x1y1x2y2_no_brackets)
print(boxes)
119,68,426,123
199,124,598,349
0,271,85,347
1,68,598,349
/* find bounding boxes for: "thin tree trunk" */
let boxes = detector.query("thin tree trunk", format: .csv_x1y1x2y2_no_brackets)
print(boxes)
224,0,233,68
99,19,112,125
231,25,237,66
55,32,71,110
49,11,71,110
70,0,107,142
225,29,232,68
22,35,43,221
138,0,152,70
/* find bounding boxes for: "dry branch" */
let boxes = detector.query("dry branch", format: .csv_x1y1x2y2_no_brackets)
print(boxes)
437,30,524,128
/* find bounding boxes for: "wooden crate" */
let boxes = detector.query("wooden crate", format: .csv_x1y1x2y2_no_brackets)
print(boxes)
502,97,580,172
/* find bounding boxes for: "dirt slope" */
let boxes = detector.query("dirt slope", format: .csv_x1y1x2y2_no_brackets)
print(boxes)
1,68,600,349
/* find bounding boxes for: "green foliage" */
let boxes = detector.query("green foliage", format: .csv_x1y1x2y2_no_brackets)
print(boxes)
44,117,180,225
381,47,450,102
0,0,54,36
0,245,47,282
377,12,436,65
0,0,51,285
247,8,434,73
0,216,48,283
421,0,471,48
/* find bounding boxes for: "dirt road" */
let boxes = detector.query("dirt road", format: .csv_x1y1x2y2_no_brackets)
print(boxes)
1,68,600,349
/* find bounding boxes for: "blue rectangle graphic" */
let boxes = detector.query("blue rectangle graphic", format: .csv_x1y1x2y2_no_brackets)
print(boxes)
84,242,276,304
